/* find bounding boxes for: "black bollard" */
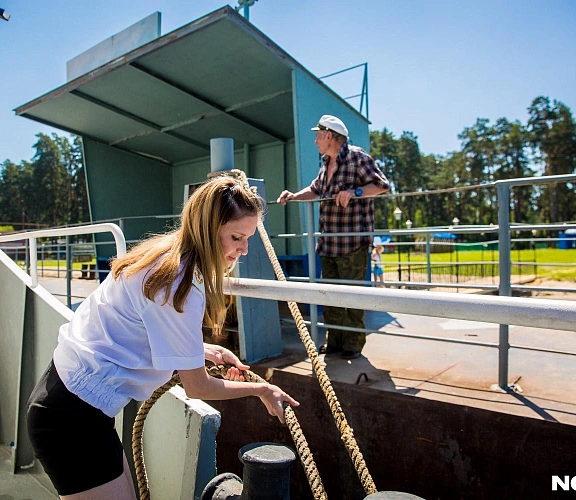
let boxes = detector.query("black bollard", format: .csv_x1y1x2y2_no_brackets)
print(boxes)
364,492,425,499
200,442,296,500
239,442,296,500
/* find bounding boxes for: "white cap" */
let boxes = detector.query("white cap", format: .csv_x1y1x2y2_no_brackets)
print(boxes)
311,115,349,139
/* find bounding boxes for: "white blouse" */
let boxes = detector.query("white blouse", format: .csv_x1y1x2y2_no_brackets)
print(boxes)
53,264,206,417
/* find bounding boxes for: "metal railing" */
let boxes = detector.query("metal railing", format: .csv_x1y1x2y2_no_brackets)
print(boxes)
1,175,575,390
0,223,126,308
271,173,576,388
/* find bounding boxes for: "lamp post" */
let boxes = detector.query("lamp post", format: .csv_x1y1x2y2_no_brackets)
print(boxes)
452,217,460,284
406,220,412,281
531,229,537,276
394,208,402,282
0,8,10,21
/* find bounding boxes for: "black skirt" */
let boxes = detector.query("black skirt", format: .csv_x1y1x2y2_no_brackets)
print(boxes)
26,360,125,496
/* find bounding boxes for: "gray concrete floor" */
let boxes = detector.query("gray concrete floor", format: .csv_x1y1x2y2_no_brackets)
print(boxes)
0,445,58,499
5,276,575,498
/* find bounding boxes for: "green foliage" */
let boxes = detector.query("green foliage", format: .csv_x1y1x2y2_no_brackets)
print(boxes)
370,95,576,230
0,134,89,229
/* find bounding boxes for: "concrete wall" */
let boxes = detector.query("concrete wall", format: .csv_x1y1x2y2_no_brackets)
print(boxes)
208,368,576,500
0,251,72,471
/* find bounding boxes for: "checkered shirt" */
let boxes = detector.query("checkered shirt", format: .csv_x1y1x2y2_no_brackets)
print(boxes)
310,143,389,257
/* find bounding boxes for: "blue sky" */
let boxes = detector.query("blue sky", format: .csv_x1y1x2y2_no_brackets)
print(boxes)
1,0,575,164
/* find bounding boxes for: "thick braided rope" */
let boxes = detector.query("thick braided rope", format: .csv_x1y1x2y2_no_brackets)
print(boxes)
132,368,327,500
132,373,181,500
206,365,327,500
229,169,377,495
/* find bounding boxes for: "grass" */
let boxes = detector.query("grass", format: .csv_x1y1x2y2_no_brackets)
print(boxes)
15,249,576,281
380,248,576,280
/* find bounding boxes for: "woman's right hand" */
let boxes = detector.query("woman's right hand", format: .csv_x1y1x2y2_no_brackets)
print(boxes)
257,384,299,424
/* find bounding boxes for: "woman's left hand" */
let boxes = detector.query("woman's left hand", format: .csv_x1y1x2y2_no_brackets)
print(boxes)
204,343,250,372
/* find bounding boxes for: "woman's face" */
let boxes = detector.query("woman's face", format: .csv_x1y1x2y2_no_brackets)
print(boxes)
219,215,259,265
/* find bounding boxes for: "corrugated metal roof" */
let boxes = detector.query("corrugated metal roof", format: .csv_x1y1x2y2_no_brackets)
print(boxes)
14,6,297,165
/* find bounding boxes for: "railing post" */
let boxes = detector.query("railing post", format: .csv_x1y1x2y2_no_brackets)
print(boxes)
25,239,30,274
426,233,431,290
66,236,72,309
29,239,38,287
306,202,319,348
41,243,45,277
57,242,61,278
497,183,511,390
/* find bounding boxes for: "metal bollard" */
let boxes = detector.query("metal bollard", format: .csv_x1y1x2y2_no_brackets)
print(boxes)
364,492,425,499
200,442,296,500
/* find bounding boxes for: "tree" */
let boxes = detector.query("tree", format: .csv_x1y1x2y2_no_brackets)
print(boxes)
528,96,576,222
492,118,534,223
31,133,70,226
458,118,495,224
0,159,34,229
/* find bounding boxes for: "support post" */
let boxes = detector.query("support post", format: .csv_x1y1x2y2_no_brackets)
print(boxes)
306,202,319,348
497,183,511,390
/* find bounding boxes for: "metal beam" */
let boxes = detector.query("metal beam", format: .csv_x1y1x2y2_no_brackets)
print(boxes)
129,62,287,142
70,90,210,151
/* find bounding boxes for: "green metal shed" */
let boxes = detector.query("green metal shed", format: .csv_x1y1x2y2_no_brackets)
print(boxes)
15,5,371,256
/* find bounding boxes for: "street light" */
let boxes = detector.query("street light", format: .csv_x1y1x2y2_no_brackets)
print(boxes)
394,207,402,229
0,8,10,21
452,217,460,226
405,220,412,280
394,208,402,282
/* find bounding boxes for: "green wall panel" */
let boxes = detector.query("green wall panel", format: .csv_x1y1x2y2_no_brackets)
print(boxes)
83,139,173,255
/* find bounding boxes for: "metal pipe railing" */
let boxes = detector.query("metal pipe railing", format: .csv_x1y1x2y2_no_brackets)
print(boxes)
228,278,576,333
272,174,576,390
0,223,126,288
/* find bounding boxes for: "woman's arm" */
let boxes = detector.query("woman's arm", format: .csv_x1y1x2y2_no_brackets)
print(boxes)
178,366,299,424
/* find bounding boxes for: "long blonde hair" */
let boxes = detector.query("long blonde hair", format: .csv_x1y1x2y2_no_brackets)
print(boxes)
111,176,264,332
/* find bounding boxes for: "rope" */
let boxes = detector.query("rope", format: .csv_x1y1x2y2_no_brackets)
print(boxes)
132,169,377,499
230,169,377,495
132,368,327,500
132,373,181,500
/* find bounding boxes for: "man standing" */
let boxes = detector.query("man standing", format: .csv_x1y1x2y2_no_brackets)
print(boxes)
277,115,389,359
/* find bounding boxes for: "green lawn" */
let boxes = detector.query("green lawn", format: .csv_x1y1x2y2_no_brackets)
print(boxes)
380,248,576,280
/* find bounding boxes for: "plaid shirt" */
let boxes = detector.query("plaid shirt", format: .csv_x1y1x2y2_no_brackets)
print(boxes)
310,143,389,257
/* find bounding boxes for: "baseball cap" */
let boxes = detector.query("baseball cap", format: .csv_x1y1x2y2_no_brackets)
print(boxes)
311,115,349,139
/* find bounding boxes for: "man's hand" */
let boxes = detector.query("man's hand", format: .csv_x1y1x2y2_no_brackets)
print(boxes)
277,190,294,206
335,189,354,208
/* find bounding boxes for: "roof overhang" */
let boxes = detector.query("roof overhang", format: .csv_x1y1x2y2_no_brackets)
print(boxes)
15,6,297,165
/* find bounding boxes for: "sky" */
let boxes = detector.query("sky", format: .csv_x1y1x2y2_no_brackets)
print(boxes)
1,0,575,165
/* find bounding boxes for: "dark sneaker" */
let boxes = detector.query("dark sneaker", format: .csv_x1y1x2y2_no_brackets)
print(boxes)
340,350,360,360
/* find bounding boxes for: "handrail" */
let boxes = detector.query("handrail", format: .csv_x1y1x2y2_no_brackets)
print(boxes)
0,223,126,288
228,278,576,333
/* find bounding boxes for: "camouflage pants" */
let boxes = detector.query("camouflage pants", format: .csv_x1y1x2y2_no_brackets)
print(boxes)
320,245,369,352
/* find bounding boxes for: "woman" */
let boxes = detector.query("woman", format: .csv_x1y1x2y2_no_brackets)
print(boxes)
27,176,299,500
